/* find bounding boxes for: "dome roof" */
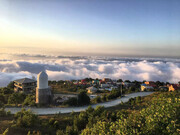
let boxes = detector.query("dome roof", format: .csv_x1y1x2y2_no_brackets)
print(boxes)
38,71,48,79
37,71,48,89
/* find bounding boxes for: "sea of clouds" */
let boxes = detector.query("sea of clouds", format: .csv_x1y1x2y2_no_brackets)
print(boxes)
0,54,180,87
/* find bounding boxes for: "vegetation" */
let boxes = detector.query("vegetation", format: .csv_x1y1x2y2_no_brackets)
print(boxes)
14,109,39,128
8,93,26,105
22,95,36,106
0,91,179,135
63,91,90,106
81,92,180,135
49,80,90,94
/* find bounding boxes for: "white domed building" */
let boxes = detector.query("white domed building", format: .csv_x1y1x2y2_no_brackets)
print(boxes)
36,71,52,104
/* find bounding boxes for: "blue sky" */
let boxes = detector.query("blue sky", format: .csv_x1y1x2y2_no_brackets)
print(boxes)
0,0,180,57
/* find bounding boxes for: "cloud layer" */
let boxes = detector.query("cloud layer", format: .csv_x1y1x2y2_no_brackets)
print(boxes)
0,55,180,87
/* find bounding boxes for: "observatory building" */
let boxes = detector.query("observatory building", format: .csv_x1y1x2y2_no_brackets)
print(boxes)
36,71,52,104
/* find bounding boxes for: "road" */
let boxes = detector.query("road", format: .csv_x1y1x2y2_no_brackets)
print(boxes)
5,92,153,115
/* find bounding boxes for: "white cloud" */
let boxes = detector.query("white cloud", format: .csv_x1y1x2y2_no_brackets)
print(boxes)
0,56,180,87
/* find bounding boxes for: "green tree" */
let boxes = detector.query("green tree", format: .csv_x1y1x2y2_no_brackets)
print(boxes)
65,126,77,135
101,94,107,102
0,94,5,106
63,97,78,106
1,87,13,95
8,93,26,105
2,128,9,135
77,91,90,106
117,79,123,82
23,95,36,106
56,130,64,135
7,81,14,89
93,96,101,103
81,92,180,135
14,109,39,128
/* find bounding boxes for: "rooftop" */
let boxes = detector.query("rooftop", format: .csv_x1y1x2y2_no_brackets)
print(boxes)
14,78,36,84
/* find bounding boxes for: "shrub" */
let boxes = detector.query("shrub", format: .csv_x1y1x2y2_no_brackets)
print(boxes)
92,96,101,103
23,95,36,106
8,93,26,105
101,94,107,101
63,97,78,106
14,109,39,128
56,130,64,135
77,91,90,106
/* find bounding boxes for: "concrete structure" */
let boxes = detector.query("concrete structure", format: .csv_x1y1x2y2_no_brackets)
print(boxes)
14,78,36,93
36,71,52,104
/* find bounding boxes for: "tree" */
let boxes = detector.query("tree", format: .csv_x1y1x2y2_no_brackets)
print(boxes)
81,92,180,135
125,80,131,83
7,81,14,89
143,80,146,83
56,130,64,135
77,91,90,106
117,79,123,82
65,126,77,135
8,93,26,105
14,109,39,128
0,94,6,105
93,96,101,103
2,128,9,135
63,97,78,106
1,87,13,95
101,94,107,102
23,95,36,106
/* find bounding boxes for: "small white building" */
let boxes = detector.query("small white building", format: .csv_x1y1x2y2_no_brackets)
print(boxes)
141,84,154,91
86,86,98,94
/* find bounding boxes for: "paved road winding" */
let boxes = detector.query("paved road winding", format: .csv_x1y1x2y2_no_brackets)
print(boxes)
5,92,153,115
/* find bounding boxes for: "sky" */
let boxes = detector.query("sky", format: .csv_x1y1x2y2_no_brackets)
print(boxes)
0,0,180,57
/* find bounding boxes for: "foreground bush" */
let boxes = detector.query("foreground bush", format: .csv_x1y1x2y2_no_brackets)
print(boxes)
14,109,39,128
81,92,180,135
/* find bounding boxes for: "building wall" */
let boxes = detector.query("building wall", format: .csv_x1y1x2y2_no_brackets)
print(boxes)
36,88,52,104
14,82,36,93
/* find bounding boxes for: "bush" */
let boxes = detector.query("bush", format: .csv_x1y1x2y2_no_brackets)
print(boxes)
63,91,90,106
77,91,90,106
23,95,36,106
56,129,64,135
0,108,11,117
81,92,180,135
1,87,14,95
8,93,26,105
101,94,107,102
63,97,78,106
66,126,78,135
7,81,14,89
92,96,101,103
107,89,121,100
0,94,6,104
2,128,9,135
14,109,39,128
